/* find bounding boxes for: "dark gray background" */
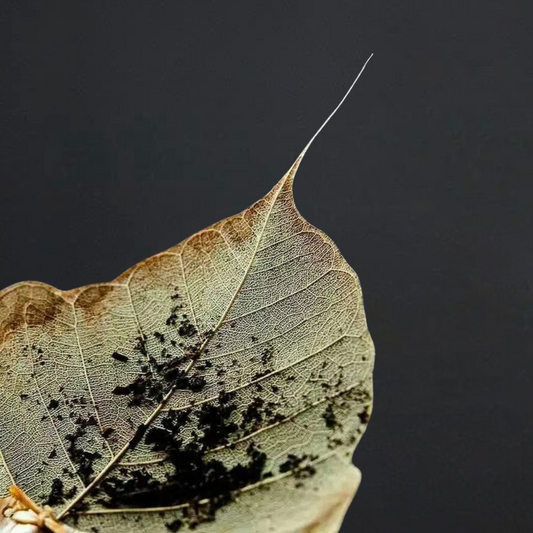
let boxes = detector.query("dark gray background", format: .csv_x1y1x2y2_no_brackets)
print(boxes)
0,1,531,532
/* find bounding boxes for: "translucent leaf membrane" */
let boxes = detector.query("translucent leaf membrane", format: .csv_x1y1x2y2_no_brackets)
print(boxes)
0,55,374,533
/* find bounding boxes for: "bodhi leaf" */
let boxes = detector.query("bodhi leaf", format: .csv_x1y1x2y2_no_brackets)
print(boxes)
0,56,375,533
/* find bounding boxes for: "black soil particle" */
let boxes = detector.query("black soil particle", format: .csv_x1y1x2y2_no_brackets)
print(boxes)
322,404,338,429
279,454,318,479
186,376,206,392
65,427,102,484
358,406,371,424
241,398,265,430
102,427,115,438
48,399,59,410
178,322,196,338
129,424,147,449
46,478,65,506
196,401,238,449
112,352,129,363
166,519,183,532
145,426,174,451
112,385,131,395
46,478,78,507
260,346,274,366
185,345,201,361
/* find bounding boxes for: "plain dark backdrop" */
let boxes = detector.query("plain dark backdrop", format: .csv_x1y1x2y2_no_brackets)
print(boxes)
1,2,531,532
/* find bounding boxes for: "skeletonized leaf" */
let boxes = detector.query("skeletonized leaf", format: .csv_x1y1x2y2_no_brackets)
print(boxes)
0,56,374,533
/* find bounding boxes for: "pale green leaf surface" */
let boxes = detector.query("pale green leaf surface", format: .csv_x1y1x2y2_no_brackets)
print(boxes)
0,56,374,533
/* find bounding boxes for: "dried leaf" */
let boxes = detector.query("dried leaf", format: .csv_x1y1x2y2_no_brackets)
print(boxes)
0,56,375,533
